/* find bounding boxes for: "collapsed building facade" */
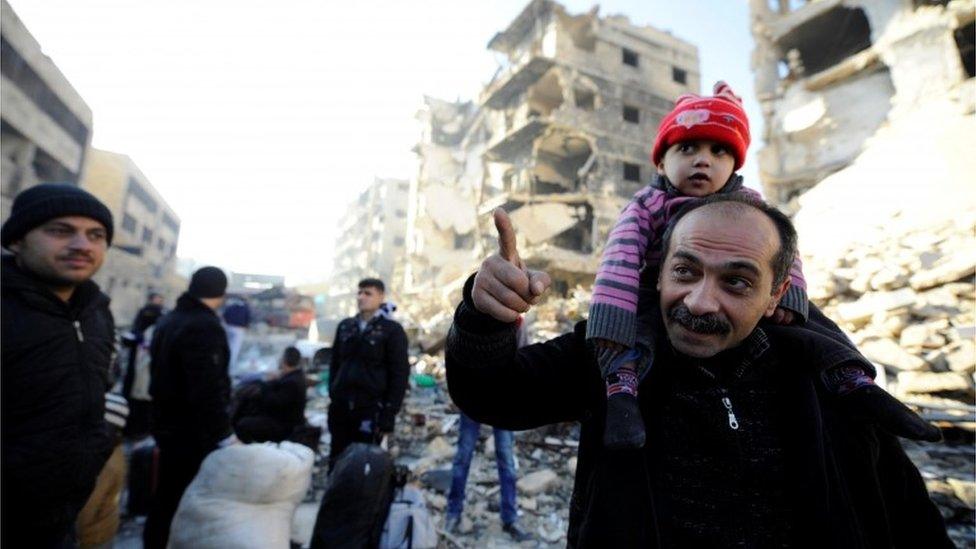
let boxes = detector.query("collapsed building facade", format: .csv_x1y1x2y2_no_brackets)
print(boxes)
396,0,701,342
749,0,974,208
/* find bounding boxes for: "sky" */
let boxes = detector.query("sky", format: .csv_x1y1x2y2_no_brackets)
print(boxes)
9,0,761,285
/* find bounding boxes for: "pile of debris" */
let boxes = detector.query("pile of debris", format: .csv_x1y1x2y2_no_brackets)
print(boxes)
294,380,578,547
799,213,975,546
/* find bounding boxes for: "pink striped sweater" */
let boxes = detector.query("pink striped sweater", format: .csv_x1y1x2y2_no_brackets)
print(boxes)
586,176,808,349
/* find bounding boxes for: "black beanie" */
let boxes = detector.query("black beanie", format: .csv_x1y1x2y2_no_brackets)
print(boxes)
188,266,227,298
1,183,114,249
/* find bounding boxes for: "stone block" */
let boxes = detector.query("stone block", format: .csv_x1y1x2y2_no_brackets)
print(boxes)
897,371,972,394
862,338,927,371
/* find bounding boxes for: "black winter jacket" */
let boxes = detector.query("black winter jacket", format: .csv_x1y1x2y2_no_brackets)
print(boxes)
149,293,232,451
329,315,409,431
446,279,952,548
1,256,115,544
251,369,307,431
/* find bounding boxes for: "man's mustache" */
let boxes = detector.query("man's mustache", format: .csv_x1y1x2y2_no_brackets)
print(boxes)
668,304,731,335
59,251,93,262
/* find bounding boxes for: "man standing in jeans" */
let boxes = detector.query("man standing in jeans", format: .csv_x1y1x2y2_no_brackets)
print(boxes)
444,319,531,542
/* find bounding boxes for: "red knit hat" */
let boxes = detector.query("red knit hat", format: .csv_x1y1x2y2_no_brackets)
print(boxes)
651,81,750,170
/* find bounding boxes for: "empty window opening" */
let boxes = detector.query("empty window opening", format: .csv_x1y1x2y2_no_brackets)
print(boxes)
672,67,687,84
623,162,641,182
527,70,565,117
776,6,871,76
121,213,137,233
551,204,594,253
531,132,594,193
574,88,596,111
955,21,975,79
623,105,640,124
913,0,949,7
622,48,639,67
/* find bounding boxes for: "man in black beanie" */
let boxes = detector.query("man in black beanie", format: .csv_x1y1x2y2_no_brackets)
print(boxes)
1,183,118,547
144,266,235,549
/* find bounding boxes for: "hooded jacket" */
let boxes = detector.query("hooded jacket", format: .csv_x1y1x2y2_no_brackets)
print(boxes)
1,256,115,545
149,293,232,451
446,276,951,548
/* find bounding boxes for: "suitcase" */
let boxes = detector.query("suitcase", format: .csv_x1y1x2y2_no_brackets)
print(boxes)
126,441,159,516
310,443,396,549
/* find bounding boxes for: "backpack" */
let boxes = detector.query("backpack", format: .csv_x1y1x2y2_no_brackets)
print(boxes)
310,443,396,549
379,485,438,549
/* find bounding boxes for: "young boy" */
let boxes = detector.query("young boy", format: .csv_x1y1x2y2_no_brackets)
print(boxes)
588,82,869,449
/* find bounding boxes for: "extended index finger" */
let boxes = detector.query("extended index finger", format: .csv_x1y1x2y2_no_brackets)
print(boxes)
494,208,522,268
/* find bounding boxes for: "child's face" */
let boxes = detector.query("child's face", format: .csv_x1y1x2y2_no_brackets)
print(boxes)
656,140,736,197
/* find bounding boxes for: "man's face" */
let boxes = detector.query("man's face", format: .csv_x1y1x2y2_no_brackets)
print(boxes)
356,286,383,315
150,294,164,306
657,206,789,358
657,139,736,197
9,216,108,288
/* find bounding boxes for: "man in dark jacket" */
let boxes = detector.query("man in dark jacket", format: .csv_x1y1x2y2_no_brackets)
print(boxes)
144,266,233,549
235,346,308,443
328,278,410,469
1,183,117,547
446,198,951,548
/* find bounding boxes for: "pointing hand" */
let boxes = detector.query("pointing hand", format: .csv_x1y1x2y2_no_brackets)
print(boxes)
472,209,552,322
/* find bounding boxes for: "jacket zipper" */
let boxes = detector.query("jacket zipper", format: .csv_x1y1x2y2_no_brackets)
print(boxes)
74,320,85,342
721,396,739,430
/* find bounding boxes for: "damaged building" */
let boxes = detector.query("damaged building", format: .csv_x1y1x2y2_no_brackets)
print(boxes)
474,0,700,289
325,177,410,319
749,0,975,207
0,0,93,221
398,0,701,322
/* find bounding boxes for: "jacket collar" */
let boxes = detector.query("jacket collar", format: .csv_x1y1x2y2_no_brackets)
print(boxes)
1,255,107,316
175,292,219,316
650,172,745,198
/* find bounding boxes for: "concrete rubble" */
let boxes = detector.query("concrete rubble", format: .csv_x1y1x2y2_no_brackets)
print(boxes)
750,1,975,546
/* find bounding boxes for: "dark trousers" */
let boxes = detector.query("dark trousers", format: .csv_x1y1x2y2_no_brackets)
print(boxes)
327,402,380,470
142,444,210,549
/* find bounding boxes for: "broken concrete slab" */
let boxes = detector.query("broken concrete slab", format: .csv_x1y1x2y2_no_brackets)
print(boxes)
862,338,927,371
897,371,972,395
517,469,559,496
835,288,917,325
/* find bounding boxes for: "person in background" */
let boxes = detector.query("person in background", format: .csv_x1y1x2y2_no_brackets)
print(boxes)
234,346,308,443
121,292,166,439
144,266,235,549
223,293,251,372
328,278,409,469
444,319,532,542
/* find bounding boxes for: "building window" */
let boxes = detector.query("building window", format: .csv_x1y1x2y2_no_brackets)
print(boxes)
395,209,407,218
623,162,641,182
142,227,153,244
672,66,687,84
157,237,166,251
122,213,137,233
574,88,596,111
623,105,640,124
394,236,405,246
622,48,639,67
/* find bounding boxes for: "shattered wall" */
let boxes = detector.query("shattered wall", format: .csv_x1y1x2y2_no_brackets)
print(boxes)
750,0,975,207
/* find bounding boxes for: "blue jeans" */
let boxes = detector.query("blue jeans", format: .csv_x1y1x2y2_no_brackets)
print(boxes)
446,413,518,525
